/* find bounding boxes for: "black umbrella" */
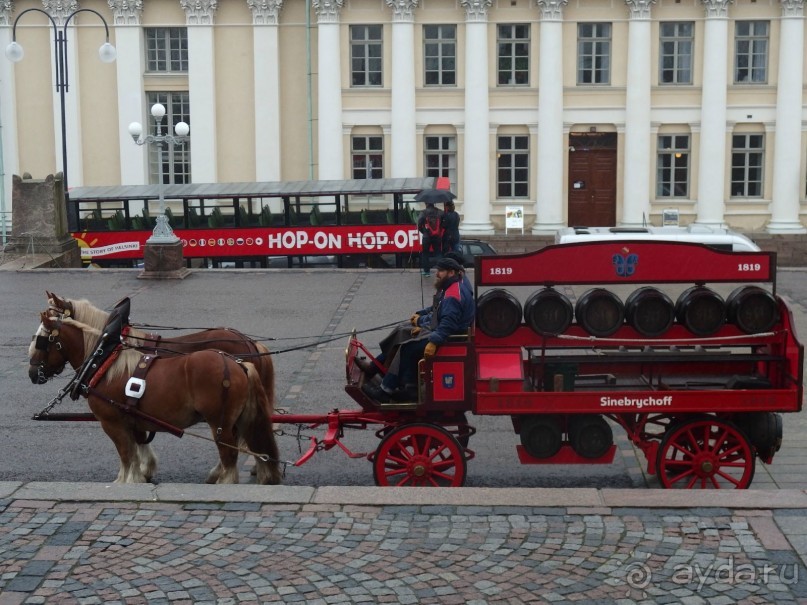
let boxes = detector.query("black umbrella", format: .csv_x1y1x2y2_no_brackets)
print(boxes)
414,188,457,205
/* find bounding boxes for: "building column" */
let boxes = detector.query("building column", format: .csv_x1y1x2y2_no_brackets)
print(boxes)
312,0,344,180
249,0,284,183
181,0,218,183
533,0,567,234
695,0,731,226
0,4,19,233
386,0,418,178
44,0,83,189
460,0,494,233
109,0,145,186
621,0,654,226
768,0,806,233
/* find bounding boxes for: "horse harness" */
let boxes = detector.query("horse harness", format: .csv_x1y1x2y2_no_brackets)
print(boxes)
36,313,250,444
92,349,249,444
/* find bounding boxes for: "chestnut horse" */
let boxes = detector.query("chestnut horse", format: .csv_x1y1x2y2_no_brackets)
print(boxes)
45,292,277,418
28,311,282,485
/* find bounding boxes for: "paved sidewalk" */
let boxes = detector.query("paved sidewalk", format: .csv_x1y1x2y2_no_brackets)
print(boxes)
2,483,807,604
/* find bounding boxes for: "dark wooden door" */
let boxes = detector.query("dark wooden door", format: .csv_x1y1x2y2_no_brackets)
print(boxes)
567,134,617,227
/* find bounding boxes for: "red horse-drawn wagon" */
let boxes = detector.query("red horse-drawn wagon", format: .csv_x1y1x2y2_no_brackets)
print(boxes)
296,240,802,488
31,241,803,489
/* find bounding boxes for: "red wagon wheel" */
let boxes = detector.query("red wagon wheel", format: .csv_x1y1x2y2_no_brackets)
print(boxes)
656,417,755,489
373,423,467,487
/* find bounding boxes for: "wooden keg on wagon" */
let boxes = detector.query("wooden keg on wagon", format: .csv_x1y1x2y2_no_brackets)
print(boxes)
524,288,574,336
625,287,675,337
568,415,613,459
519,415,563,459
675,286,726,336
574,288,624,337
476,289,523,338
726,285,779,334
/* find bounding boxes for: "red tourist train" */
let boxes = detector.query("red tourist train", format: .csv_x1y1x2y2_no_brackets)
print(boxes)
67,177,447,267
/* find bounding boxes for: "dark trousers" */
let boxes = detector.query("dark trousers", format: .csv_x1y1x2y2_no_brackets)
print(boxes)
420,235,442,272
381,338,429,390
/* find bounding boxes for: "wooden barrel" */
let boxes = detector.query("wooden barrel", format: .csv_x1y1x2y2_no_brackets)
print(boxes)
476,288,522,338
733,411,782,462
675,286,726,336
524,289,573,336
568,415,613,459
574,288,624,337
726,286,779,334
519,415,563,459
625,287,675,337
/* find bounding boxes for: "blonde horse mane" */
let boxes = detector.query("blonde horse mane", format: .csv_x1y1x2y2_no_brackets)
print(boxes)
62,317,141,381
62,298,152,346
63,299,111,331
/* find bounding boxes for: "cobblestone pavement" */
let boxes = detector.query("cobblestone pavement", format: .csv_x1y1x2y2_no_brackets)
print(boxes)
2,496,807,605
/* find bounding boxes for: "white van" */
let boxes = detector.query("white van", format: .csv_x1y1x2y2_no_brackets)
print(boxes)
555,225,760,252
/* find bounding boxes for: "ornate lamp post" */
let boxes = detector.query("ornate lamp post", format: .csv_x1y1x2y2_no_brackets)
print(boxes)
128,103,190,244
5,8,117,232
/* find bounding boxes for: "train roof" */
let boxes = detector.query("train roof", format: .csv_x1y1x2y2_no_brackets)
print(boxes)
68,177,443,202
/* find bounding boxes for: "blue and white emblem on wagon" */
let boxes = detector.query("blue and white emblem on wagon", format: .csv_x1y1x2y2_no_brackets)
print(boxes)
612,253,638,277
442,374,455,389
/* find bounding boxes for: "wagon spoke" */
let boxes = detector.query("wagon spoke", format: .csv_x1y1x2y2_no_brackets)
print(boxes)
387,451,411,466
428,446,451,464
421,435,436,457
668,468,696,486
669,442,695,459
709,427,730,454
684,428,704,454
715,470,742,487
717,442,743,460
664,460,695,467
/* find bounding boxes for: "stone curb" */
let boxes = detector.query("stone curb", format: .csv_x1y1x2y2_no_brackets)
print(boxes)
3,482,807,508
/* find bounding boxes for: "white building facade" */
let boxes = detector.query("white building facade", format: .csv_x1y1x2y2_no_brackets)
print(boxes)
1,0,806,234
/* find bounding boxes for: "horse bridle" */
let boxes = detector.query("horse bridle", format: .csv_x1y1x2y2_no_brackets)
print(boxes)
30,313,68,382
47,295,74,319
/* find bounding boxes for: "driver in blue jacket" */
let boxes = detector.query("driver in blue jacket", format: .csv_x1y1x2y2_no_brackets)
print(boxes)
362,256,475,403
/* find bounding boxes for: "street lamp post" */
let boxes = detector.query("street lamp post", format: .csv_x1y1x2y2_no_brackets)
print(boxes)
128,103,190,244
5,8,117,232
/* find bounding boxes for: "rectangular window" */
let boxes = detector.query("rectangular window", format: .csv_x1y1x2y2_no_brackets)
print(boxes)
659,22,693,85
146,92,191,185
497,24,530,86
145,28,188,73
730,134,764,197
656,135,690,197
424,25,456,86
735,21,769,84
424,135,457,190
577,23,611,85
352,136,383,179
497,135,529,198
351,25,383,87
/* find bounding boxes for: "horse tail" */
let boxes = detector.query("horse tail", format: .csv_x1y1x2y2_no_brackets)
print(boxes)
239,362,282,485
253,342,276,415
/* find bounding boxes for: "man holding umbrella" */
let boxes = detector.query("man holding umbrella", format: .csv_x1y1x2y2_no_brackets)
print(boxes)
415,187,456,276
